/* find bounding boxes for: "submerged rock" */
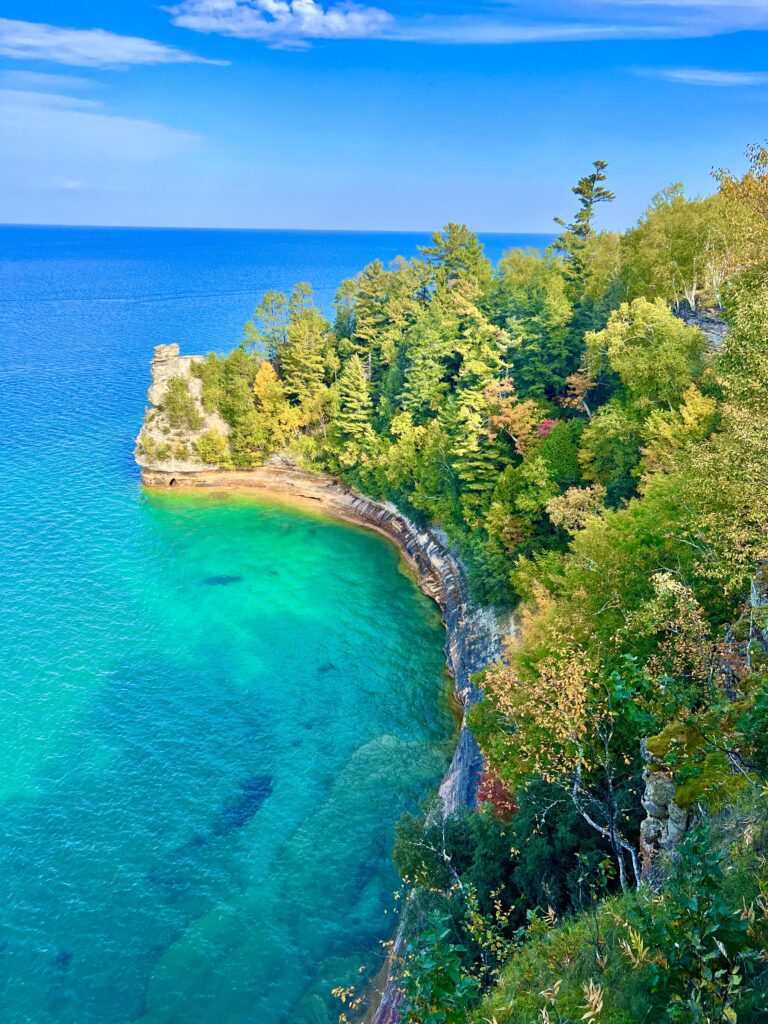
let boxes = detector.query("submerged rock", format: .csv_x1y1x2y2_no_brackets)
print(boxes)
213,775,274,836
201,575,244,586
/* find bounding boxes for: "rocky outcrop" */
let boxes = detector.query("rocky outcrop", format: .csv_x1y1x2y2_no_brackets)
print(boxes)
136,344,229,475
676,306,729,350
639,742,691,887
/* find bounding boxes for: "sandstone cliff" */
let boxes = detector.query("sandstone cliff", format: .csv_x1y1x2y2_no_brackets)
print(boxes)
135,343,229,475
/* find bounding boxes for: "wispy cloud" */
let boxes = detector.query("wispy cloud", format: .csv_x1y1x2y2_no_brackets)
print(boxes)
0,87,201,157
0,85,203,204
637,66,768,86
0,17,228,68
0,70,99,91
166,0,768,46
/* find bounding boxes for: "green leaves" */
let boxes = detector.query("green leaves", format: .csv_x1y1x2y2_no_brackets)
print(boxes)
400,912,481,1024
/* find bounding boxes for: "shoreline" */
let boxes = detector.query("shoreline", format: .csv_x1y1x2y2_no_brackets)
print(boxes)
141,459,506,1023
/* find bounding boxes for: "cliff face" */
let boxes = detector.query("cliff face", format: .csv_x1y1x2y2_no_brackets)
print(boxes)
135,343,229,474
675,306,729,350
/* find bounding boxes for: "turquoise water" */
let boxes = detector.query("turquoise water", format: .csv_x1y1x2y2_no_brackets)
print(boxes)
0,227,544,1024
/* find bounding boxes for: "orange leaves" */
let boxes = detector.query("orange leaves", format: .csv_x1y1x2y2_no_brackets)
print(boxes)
558,366,598,416
483,377,542,455
476,769,517,821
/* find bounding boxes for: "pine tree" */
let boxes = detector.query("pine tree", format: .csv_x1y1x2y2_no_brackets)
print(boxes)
552,160,618,352
447,391,505,524
486,249,573,399
278,283,329,405
553,160,615,285
332,354,375,457
419,223,492,292
243,289,289,360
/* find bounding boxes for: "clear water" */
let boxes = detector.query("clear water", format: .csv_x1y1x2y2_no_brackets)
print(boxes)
0,226,546,1024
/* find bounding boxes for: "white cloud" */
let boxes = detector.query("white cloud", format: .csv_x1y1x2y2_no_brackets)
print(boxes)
167,0,768,45
0,17,228,67
167,0,393,44
387,17,668,44
637,66,768,86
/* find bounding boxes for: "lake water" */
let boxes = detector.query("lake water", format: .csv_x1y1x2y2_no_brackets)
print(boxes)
0,226,548,1024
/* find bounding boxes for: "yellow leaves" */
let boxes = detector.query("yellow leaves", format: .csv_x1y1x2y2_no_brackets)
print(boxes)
331,985,365,1012
539,978,561,1005
546,484,607,536
715,144,768,270
482,639,598,785
640,384,719,477
619,926,655,970
580,979,604,1020
626,571,716,687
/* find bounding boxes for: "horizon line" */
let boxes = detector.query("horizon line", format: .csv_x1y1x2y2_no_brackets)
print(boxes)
0,221,558,237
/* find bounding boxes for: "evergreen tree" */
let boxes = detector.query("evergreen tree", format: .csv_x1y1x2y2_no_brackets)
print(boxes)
229,361,300,466
278,283,329,405
552,161,619,344
331,354,375,465
553,160,615,286
419,223,492,292
334,277,357,341
344,260,389,376
243,289,289,360
401,303,457,421
447,390,506,524
486,249,572,399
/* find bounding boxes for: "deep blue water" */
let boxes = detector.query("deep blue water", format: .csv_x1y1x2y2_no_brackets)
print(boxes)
0,226,547,1024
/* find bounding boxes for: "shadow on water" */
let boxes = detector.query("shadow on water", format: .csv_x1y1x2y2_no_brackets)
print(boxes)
150,774,275,892
213,774,274,836
201,575,244,586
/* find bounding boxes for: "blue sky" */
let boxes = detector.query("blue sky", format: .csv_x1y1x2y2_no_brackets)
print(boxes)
1,1,767,231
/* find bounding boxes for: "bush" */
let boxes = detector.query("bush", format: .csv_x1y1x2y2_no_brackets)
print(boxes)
163,376,203,430
195,428,231,466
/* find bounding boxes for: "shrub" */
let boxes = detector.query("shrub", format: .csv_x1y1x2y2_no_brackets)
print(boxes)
195,428,230,466
163,376,203,430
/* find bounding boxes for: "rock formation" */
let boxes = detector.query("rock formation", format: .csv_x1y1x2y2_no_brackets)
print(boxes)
135,343,229,475
639,741,691,887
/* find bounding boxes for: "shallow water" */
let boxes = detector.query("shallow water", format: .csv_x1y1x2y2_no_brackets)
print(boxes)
0,226,540,1023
